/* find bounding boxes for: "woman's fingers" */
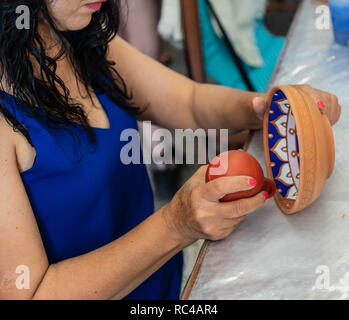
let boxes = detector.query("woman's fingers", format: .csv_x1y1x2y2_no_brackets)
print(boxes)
335,103,341,125
199,175,257,202
225,215,246,230
165,166,269,242
295,84,341,125
217,191,266,219
318,95,341,125
252,96,267,120
327,95,341,125
210,215,249,241
317,96,341,125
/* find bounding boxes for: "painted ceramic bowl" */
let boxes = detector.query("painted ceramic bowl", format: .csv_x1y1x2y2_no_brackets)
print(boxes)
264,85,335,214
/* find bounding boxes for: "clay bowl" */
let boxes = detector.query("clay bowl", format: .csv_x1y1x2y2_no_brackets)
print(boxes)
264,85,335,214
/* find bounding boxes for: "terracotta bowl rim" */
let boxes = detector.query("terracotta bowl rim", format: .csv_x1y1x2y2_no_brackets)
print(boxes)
264,85,317,214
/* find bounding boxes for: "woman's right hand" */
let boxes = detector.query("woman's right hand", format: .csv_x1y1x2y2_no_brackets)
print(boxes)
162,165,268,245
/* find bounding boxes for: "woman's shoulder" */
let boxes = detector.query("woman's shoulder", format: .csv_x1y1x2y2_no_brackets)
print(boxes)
0,80,18,141
0,99,36,173
0,112,19,158
0,82,35,126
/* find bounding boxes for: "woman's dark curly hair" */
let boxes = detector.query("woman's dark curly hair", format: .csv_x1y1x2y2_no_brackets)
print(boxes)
0,0,138,146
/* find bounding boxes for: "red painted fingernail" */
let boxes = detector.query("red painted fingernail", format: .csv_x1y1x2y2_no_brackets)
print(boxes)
264,192,269,200
249,179,257,187
317,100,325,108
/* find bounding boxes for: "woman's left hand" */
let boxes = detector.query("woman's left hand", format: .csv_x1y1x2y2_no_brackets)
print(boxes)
251,84,342,126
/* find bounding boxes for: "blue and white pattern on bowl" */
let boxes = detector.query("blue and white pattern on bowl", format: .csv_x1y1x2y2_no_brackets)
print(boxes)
268,89,300,200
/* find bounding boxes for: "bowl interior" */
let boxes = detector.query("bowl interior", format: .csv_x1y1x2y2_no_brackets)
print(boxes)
267,89,300,201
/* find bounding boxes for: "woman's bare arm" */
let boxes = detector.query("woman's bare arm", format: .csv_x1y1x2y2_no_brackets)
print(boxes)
108,36,265,134
0,117,49,299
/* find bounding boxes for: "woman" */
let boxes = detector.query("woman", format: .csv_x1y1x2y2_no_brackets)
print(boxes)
0,0,341,300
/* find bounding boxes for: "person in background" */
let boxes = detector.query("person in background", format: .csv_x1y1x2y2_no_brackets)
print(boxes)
119,0,170,65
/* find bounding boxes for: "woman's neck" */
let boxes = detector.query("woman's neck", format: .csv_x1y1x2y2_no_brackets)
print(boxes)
38,21,66,57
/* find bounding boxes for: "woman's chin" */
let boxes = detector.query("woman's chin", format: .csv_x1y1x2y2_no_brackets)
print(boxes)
57,17,93,31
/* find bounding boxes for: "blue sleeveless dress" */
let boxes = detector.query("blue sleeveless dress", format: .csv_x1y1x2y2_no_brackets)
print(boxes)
0,89,183,300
